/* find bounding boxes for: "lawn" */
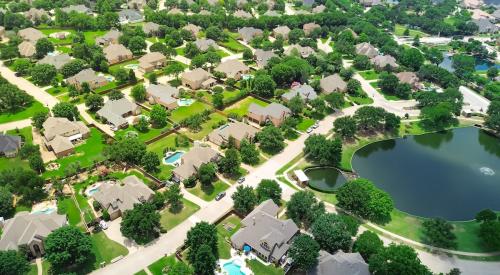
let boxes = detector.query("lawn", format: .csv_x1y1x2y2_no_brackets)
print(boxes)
159,198,200,231
91,232,129,267
187,180,230,201
95,81,118,93
223,96,268,117
46,86,69,96
148,256,176,275
43,128,106,179
147,133,192,157
84,30,107,45
348,95,374,105
73,181,97,224
216,214,242,238
0,101,48,124
358,70,379,81
108,59,139,74
115,123,172,143
218,233,232,259
375,86,407,101
218,34,249,53
246,259,284,275
199,89,247,105
180,112,227,140
28,260,50,275
394,24,429,38
175,47,185,56
0,127,33,172
40,28,76,44
56,46,72,54
170,101,212,123
109,170,155,187
296,117,315,132
57,197,82,226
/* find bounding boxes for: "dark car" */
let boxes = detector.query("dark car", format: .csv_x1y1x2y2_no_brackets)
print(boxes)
215,192,226,201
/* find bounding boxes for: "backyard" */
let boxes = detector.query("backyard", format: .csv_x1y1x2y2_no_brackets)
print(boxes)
223,96,268,117
179,112,227,140
0,127,33,171
114,123,172,143
147,133,192,157
218,33,249,53
170,101,212,123
0,101,48,124
358,70,379,81
246,259,284,275
186,180,230,201
159,198,200,230
394,24,429,38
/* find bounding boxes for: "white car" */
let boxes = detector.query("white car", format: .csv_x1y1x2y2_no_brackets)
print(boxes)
312,122,319,129
306,127,314,133
99,220,108,230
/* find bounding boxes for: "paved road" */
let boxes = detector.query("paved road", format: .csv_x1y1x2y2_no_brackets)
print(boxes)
0,119,31,133
459,86,490,114
0,61,59,108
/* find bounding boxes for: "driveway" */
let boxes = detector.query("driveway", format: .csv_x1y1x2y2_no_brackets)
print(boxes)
103,217,140,254
0,119,31,133
459,86,490,114
77,104,115,137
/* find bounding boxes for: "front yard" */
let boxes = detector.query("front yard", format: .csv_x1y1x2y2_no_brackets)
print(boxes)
223,96,268,117
0,101,48,124
90,232,129,266
358,70,379,81
159,198,200,230
186,180,230,201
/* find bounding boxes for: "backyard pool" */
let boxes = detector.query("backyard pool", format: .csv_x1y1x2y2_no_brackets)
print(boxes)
31,201,57,215
85,182,103,196
163,151,184,165
124,64,139,70
222,259,246,275
177,98,195,106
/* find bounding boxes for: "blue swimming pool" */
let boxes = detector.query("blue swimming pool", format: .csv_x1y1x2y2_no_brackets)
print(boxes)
223,261,245,275
177,98,195,106
163,151,184,165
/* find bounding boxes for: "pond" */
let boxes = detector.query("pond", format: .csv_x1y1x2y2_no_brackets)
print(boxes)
352,127,500,221
305,167,348,192
439,53,500,72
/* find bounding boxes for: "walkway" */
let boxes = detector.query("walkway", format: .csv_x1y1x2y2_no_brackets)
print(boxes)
77,104,115,137
0,61,59,108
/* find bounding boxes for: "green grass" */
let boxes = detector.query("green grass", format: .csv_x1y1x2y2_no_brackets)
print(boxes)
358,70,379,81
115,123,172,142
43,128,106,179
276,176,301,191
148,256,176,275
58,197,82,226
223,96,268,117
56,46,72,54
40,28,76,44
73,181,96,224
0,101,48,124
28,260,50,275
91,232,129,266
216,214,242,238
108,59,139,74
170,101,212,123
0,154,29,172
84,30,107,45
375,86,406,101
218,35,249,53
160,198,200,231
246,259,284,275
187,180,230,201
94,81,118,93
218,233,232,259
175,47,185,56
394,24,429,38
276,153,304,175
296,117,315,132
147,133,192,157
348,95,374,105
199,89,246,104
180,112,227,140
46,86,69,96
109,170,154,187
134,271,148,275
216,50,229,58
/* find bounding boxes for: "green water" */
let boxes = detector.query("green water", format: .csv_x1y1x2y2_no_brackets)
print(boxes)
351,127,500,221
305,167,347,192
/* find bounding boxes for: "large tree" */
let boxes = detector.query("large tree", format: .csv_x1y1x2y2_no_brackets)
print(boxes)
257,126,284,154
256,179,282,205
479,220,500,249
0,168,46,204
52,102,79,121
304,134,342,166
399,48,424,71
131,84,147,102
485,100,500,133
35,38,54,59
85,94,104,112
198,163,217,185
452,54,475,80
239,139,259,165
30,64,57,86
334,116,357,140
219,148,241,175
422,218,456,249
0,187,14,218
311,213,353,253
286,190,325,228
192,244,217,275
288,234,320,271
0,250,30,275
369,244,431,275
44,226,94,270
231,185,257,215
150,104,168,128
353,231,384,261
185,222,218,264
420,102,455,129
120,202,161,244
104,137,146,165
141,151,160,173
252,74,276,98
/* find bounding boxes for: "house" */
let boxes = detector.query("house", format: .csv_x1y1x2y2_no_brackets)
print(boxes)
312,4,326,13
0,134,22,157
359,0,382,6
238,27,263,43
37,53,72,70
18,41,36,58
146,84,179,110
254,49,276,69
248,102,291,126
103,44,133,65
24,8,48,22
66,68,108,90
264,10,280,17
472,19,498,33
471,9,494,20
96,29,122,46
355,42,379,59
492,9,500,22
143,22,160,36
231,200,299,264
214,59,250,80
18,27,45,42
396,72,422,90
42,117,90,157
0,212,66,257
181,68,216,90
371,55,399,70
195,38,219,52
128,0,147,9
97,98,141,129
138,52,167,73
320,74,347,94
118,9,143,24
168,8,183,15
208,121,260,148
93,176,154,220
273,25,290,40
281,84,317,102
234,9,252,19
307,250,369,275
61,4,91,14
462,0,482,9
183,24,201,38
172,145,220,182
284,44,315,58
303,23,321,36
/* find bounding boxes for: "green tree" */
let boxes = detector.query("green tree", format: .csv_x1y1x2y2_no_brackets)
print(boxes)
198,163,217,185
12,58,31,75
353,231,384,261
104,137,146,165
128,36,147,54
369,244,431,275
186,222,218,263
219,148,241,175
232,185,257,215
425,47,444,65
422,218,456,249
354,106,387,131
353,55,371,70
44,226,94,270
288,234,320,271
420,102,455,129
212,92,224,109
239,139,259,165
257,126,284,154
150,104,168,128
256,179,282,205
85,93,104,112
120,202,161,244
452,54,475,80
288,95,304,115
304,134,342,166
400,48,425,70
28,154,45,174
32,110,49,129
476,209,497,223
131,84,147,102
135,116,149,132
52,102,79,121
30,64,57,86
165,184,183,211
192,244,217,275
61,59,87,78
286,190,325,228
35,38,54,59
485,100,500,132
378,72,400,95
487,67,498,79
346,79,361,95
168,261,193,275
334,116,357,140
0,187,14,218
114,68,129,84
479,220,500,249
128,69,137,84
311,213,353,253
141,151,160,173
164,62,185,80
252,74,276,98
0,250,30,275
0,168,46,204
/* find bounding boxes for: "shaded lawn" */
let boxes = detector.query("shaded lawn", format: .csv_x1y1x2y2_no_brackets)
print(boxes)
375,86,407,101
147,133,192,157
358,70,379,81
200,89,246,104
73,181,96,224
180,112,227,140
224,167,248,184
148,255,176,275
216,214,242,238
296,117,315,132
160,198,200,231
135,271,148,275
394,24,429,38
91,232,129,267
115,123,172,142
348,95,374,105
94,81,118,93
170,101,212,123
187,180,230,201
43,128,106,179
223,96,268,117
154,164,175,181
58,197,82,226
246,259,284,275
46,86,69,96
0,101,48,124
84,30,107,45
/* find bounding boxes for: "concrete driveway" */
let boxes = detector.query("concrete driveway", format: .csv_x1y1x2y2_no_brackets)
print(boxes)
459,86,490,114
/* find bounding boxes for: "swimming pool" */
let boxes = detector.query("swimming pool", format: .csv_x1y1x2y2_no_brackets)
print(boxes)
31,206,56,215
87,186,100,196
163,151,184,165
222,261,245,275
124,64,139,70
177,98,195,107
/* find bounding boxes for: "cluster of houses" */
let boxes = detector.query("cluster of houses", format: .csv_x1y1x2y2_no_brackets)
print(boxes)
462,0,500,33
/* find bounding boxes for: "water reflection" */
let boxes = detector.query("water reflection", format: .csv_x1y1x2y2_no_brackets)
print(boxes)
413,130,453,149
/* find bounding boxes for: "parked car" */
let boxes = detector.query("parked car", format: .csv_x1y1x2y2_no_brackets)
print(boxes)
237,177,245,184
306,127,313,133
313,122,319,129
99,220,109,230
215,192,226,201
